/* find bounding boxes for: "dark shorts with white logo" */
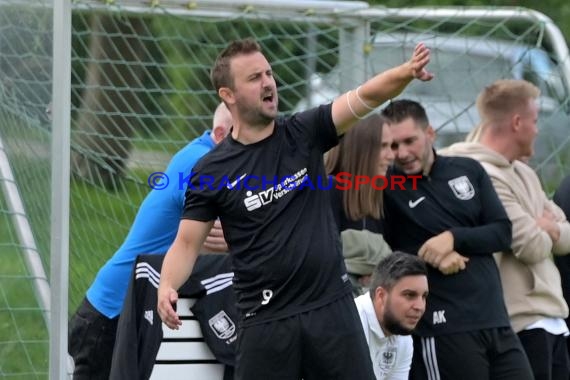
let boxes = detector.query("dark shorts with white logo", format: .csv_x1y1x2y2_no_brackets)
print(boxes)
235,294,375,380
410,327,534,380
68,297,118,380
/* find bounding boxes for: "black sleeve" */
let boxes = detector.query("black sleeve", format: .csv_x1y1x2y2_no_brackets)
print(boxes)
288,103,339,153
450,165,512,256
554,175,570,217
553,176,570,317
182,168,219,222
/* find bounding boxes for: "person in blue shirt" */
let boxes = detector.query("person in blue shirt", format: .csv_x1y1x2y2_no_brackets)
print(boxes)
68,102,233,380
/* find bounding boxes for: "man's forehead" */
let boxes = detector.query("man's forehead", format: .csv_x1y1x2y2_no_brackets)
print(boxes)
389,124,422,142
230,52,270,75
394,275,428,290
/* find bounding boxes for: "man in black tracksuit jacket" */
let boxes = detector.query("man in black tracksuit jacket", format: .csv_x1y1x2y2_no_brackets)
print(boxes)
381,100,533,380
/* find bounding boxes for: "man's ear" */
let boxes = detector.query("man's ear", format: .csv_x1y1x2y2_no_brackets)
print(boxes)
212,125,226,144
374,286,388,306
511,113,522,132
218,87,234,105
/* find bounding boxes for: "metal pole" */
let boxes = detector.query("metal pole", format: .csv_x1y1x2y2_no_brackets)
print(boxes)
355,7,570,95
0,135,50,325
49,0,72,378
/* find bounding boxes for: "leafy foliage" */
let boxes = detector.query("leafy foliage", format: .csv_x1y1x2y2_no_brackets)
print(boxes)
369,0,570,42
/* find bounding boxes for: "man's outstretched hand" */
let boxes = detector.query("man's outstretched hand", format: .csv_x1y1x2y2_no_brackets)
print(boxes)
410,42,434,82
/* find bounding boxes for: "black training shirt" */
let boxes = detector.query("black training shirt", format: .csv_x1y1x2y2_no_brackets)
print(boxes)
383,153,512,336
183,103,351,326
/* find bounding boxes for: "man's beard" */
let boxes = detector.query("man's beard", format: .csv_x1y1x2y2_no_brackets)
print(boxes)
382,306,415,336
237,100,276,127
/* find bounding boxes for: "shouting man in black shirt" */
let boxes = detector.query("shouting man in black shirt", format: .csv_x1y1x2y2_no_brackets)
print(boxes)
157,39,432,380
381,99,533,380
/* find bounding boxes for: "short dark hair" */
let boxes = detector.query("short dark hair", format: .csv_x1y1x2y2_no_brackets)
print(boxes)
369,251,427,300
210,38,262,91
381,99,430,129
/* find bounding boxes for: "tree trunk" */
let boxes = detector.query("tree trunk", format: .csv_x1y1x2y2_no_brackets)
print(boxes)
72,14,148,190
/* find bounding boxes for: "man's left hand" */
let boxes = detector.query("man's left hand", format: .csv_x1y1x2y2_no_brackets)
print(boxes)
418,231,454,266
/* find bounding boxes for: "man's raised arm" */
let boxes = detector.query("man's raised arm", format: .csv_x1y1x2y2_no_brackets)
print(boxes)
332,42,433,135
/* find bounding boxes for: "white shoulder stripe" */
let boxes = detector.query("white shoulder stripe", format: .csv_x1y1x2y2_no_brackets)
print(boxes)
135,262,161,289
136,271,160,289
205,279,233,295
134,261,234,293
202,276,234,291
201,272,234,286
136,262,160,281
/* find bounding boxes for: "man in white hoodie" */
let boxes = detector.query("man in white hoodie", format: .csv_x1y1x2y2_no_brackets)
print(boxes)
441,79,570,380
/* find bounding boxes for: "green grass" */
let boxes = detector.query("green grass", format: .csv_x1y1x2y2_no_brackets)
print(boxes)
0,103,158,377
68,176,146,310
0,195,49,379
0,115,51,378
0,152,147,378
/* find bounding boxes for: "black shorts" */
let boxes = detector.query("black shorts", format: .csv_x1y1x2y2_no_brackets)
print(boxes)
518,328,570,380
68,297,118,380
235,294,375,380
410,327,533,380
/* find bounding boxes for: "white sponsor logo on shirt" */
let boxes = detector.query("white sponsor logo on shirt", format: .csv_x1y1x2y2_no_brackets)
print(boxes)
243,168,308,211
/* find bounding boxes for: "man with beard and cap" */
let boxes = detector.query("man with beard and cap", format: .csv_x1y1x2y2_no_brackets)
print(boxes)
355,251,428,380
